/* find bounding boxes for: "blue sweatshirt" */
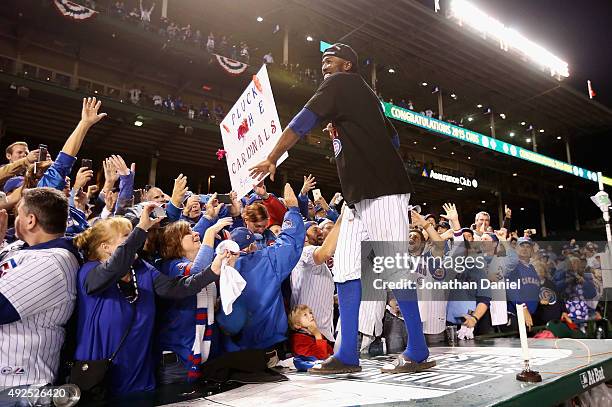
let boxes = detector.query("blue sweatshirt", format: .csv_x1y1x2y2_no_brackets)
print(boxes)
506,260,540,314
224,207,305,350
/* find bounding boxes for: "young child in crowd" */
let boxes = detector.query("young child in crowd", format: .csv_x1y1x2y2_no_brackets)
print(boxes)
288,305,333,360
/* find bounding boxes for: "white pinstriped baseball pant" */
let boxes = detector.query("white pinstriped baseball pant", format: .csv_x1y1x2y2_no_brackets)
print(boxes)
332,193,411,283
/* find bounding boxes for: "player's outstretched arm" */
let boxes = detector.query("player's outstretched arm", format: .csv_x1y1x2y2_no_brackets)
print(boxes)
249,126,300,181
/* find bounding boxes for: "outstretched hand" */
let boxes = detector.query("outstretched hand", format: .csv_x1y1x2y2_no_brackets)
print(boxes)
137,203,165,231
249,158,276,182
81,97,107,127
440,203,459,225
300,174,316,196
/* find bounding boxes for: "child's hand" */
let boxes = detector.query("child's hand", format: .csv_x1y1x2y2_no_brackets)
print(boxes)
306,322,322,339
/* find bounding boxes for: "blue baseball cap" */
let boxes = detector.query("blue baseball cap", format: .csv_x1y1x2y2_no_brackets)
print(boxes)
3,176,24,194
304,221,317,231
230,227,255,250
517,237,534,245
246,193,263,206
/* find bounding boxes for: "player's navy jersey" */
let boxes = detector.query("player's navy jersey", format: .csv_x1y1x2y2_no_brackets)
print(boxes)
0,238,80,387
304,72,412,205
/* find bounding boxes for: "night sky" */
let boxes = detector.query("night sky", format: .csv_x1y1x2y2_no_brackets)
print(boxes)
464,0,612,174
469,0,612,108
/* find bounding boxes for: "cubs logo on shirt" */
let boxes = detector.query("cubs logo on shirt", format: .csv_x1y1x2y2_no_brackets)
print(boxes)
333,138,342,157
539,286,557,305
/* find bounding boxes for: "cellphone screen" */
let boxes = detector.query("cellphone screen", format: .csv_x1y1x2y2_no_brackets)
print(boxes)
217,194,232,204
38,144,48,162
82,159,93,170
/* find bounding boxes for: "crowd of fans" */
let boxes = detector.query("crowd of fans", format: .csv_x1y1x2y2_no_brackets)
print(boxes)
0,98,607,402
103,0,252,64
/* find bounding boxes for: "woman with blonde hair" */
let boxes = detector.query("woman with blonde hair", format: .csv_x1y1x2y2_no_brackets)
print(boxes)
72,203,230,396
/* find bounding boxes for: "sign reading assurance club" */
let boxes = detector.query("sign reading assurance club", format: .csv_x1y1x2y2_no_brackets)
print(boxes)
422,167,478,188
220,64,288,197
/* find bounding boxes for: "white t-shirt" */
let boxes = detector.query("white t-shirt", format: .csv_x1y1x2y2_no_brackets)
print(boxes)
0,246,79,387
290,245,335,342
129,88,141,104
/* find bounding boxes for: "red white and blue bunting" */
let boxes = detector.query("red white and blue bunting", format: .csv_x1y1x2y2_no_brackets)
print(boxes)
52,0,98,21
214,54,248,76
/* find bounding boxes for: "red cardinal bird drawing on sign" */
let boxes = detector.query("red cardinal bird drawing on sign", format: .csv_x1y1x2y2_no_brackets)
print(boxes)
237,118,249,140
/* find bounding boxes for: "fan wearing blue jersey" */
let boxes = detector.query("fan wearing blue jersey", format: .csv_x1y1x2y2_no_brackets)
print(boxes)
73,204,229,396
157,216,235,384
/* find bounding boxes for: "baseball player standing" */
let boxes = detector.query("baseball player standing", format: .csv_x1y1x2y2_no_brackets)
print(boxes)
250,43,434,374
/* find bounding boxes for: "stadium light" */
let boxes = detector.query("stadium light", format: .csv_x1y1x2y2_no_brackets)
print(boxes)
388,68,395,73
558,185,564,189
134,120,143,127
481,200,486,204
520,207,525,211
526,138,532,143
433,146,437,150
476,104,483,108
539,129,545,133
457,187,463,191
467,116,474,122
421,82,428,86
499,113,506,119
413,141,418,144
450,93,457,99
509,131,515,137
512,173,518,176
306,35,314,42
520,121,526,126
557,136,562,140
450,0,569,78
467,156,472,160
256,16,263,22
451,151,455,155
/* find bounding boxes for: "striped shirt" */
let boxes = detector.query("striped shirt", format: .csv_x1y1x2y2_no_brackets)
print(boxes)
290,245,335,342
0,244,79,387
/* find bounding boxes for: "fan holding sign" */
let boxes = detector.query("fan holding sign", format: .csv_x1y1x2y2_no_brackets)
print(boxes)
219,65,288,198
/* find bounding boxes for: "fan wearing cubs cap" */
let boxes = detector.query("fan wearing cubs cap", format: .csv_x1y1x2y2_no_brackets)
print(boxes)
250,43,432,374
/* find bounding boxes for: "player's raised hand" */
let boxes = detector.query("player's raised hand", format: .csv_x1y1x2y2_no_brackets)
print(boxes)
283,183,298,208
249,158,276,182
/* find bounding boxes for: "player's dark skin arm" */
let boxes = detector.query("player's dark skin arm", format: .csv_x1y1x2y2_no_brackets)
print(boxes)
249,127,300,181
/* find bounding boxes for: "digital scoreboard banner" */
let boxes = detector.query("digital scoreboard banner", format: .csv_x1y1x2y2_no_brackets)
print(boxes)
383,102,612,186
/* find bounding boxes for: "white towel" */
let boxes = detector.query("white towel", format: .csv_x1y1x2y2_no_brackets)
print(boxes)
220,263,246,314
215,240,247,315
457,325,474,340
